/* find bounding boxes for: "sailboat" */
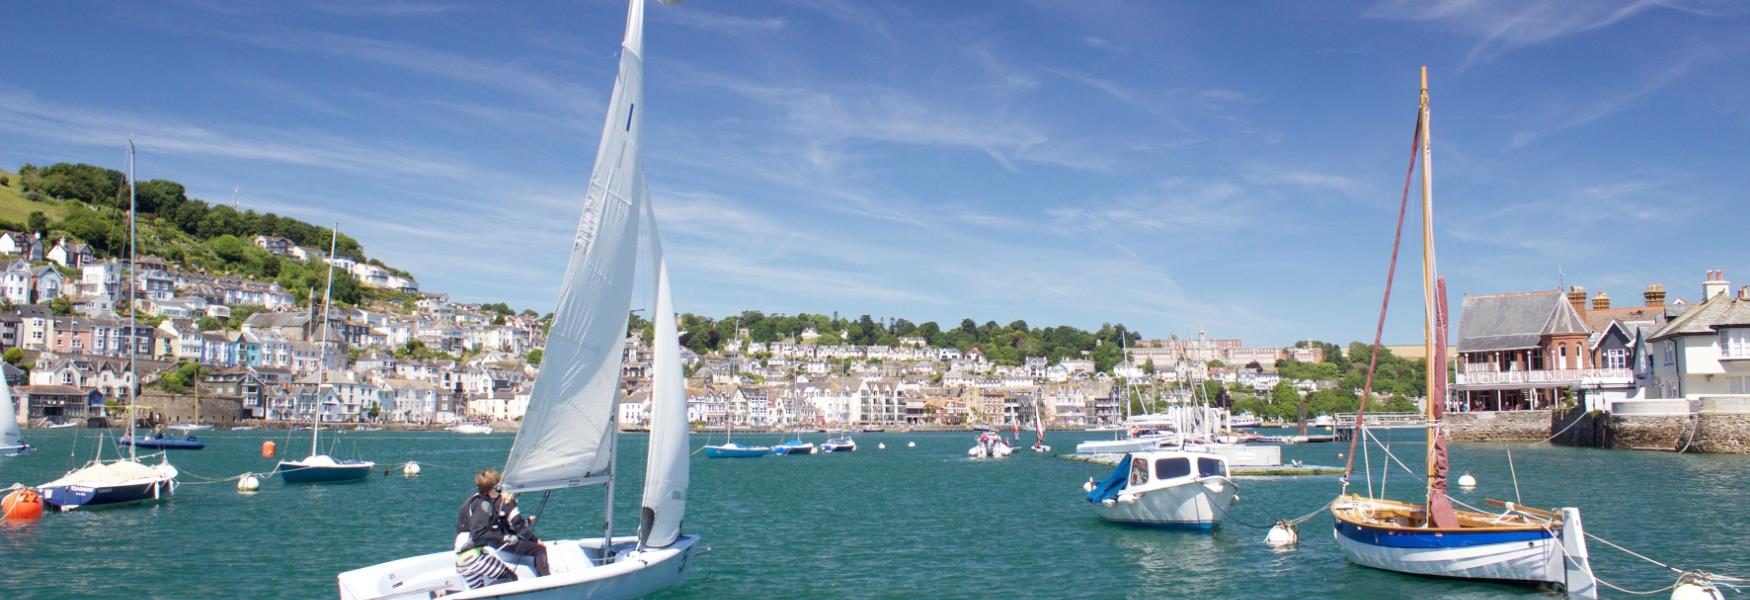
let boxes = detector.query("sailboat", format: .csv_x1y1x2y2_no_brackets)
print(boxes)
1328,69,1596,598
1030,394,1050,453
337,1,701,597
2,371,32,456
278,228,374,484
35,139,179,510
704,418,769,458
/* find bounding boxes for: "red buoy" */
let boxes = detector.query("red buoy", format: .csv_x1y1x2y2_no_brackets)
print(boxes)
262,440,277,458
3,488,44,521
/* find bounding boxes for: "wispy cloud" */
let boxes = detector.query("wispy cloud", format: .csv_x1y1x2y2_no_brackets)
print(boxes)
1367,0,1743,68
1047,179,1248,232
656,9,786,36
1507,50,1706,149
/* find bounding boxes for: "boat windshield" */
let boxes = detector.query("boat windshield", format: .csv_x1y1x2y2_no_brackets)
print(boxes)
1197,457,1225,478
1154,457,1191,479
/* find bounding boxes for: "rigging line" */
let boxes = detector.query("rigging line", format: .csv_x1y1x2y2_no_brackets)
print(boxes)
1507,448,1522,505
1342,108,1424,487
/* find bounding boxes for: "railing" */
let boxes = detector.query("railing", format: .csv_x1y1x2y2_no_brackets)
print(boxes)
1332,412,1427,428
1454,368,1633,386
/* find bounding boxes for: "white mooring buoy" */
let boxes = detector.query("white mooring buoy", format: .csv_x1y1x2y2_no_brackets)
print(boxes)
877,442,886,450
1265,520,1299,547
1082,477,1097,493
1672,573,1725,600
237,474,261,494
403,462,422,477
1458,472,1477,489
907,441,916,448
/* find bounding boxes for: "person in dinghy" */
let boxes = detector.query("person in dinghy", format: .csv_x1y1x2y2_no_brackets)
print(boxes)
456,469,549,584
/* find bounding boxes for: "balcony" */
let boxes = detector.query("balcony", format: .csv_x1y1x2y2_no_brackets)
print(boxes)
1454,368,1633,388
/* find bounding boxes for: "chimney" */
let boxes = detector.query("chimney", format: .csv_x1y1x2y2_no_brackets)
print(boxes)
1740,285,1749,301
1592,291,1611,310
1568,285,1588,319
1645,283,1666,307
1703,269,1730,300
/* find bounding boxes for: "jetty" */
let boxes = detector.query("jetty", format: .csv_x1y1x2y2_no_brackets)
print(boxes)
1332,411,1426,441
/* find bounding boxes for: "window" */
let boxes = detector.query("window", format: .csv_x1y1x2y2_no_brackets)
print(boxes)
1198,457,1226,478
1728,376,1749,395
1722,329,1750,359
1605,349,1628,369
1664,342,1676,366
1155,457,1192,479
1559,345,1569,369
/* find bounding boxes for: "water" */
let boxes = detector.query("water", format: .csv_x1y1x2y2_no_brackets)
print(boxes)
2,427,1746,599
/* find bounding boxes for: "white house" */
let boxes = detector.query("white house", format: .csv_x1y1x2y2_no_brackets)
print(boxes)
1645,270,1750,399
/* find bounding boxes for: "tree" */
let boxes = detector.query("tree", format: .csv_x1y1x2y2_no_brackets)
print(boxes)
1143,358,1156,374
197,316,224,331
50,296,74,316
26,211,47,233
526,349,543,366
3,347,25,371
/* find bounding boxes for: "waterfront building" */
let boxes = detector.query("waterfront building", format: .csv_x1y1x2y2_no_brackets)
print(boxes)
1646,270,1750,399
1453,284,1666,411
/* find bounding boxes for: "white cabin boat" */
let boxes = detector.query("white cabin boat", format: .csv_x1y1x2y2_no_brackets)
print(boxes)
1084,449,1236,531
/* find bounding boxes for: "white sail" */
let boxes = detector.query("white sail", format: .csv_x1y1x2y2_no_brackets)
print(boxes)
2,371,21,448
500,0,648,493
639,187,688,548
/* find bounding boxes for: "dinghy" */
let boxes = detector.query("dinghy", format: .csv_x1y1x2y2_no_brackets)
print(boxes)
337,2,701,597
1327,69,1595,598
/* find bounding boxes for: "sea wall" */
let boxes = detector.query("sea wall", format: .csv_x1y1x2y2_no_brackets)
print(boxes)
1605,414,1688,451
1549,408,1611,448
1447,410,1550,442
1551,396,1750,454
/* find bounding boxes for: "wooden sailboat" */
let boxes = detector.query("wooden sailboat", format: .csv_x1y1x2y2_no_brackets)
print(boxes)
337,1,700,597
278,227,374,484
1328,69,1596,598
36,139,179,509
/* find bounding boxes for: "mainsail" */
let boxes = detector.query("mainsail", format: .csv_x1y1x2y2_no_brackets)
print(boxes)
2,371,21,448
639,186,688,548
501,0,647,493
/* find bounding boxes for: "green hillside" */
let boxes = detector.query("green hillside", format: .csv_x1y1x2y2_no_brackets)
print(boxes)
0,168,79,228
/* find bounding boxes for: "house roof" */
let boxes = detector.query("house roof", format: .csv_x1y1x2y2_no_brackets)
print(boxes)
1457,290,1590,353
1648,292,1750,341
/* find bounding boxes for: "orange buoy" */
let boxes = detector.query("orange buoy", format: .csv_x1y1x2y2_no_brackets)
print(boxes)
261,440,277,458
3,488,44,521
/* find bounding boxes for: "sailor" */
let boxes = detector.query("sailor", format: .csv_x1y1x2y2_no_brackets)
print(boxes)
457,469,550,579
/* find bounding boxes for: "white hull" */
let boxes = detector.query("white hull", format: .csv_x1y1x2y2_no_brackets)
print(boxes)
1333,527,1562,584
450,424,495,435
1074,434,1172,456
1093,476,1235,529
967,442,1013,459
339,535,700,600
169,424,213,432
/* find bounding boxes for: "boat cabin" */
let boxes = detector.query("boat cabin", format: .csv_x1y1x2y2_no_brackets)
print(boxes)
1127,451,1228,489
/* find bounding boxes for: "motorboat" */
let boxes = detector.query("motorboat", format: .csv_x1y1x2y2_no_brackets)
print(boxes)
449,423,495,435
967,432,1012,459
821,436,857,453
1084,449,1236,531
118,432,206,450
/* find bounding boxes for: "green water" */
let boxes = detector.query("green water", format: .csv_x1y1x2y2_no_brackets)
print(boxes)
2,427,1745,599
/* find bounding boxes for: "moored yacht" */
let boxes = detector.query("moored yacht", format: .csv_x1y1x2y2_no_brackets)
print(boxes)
1084,449,1235,531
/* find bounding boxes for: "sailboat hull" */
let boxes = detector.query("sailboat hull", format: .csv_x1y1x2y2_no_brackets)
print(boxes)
703,446,768,458
1332,519,1560,585
119,435,206,450
280,460,376,484
39,479,173,511
337,535,700,600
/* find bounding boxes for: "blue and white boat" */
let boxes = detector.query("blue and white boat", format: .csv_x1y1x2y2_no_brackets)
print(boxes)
704,421,769,458
119,431,206,450
820,434,856,453
277,228,375,485
1084,449,1235,531
1328,69,1596,599
772,436,815,455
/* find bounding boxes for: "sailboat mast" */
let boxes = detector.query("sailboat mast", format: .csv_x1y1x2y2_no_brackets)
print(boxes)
127,138,138,462
1417,67,1441,501
312,227,338,455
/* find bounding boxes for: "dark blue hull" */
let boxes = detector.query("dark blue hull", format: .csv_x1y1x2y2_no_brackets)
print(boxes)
279,461,374,484
119,435,206,450
38,479,172,511
704,446,769,458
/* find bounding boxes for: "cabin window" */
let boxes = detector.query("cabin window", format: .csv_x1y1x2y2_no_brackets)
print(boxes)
1198,457,1225,478
1155,457,1192,479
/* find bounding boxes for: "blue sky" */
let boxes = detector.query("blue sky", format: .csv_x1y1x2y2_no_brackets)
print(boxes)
3,0,1747,345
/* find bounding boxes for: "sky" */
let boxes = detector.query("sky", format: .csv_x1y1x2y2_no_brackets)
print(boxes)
2,0,1747,346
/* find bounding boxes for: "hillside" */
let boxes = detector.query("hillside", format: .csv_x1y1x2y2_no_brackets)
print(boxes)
0,168,79,227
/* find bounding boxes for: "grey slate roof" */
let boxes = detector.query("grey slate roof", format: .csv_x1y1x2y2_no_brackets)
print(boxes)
1457,290,1591,352
1649,293,1750,340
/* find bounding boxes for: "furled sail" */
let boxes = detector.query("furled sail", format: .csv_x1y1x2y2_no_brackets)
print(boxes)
1,372,21,448
639,185,688,548
501,0,647,493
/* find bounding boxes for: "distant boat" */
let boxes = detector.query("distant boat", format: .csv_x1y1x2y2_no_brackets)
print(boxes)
44,421,78,430
2,373,33,457
338,4,703,593
230,426,258,431
168,423,213,432
859,425,886,433
821,435,857,453
1030,394,1051,453
278,227,374,485
704,420,768,458
772,435,816,456
448,423,494,435
36,139,178,509
967,432,1011,459
354,425,383,432
119,432,206,450
1227,413,1261,430
1084,449,1235,531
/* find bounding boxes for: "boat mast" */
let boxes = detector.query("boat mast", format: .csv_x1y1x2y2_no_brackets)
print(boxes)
1417,67,1440,507
312,226,338,456
127,138,138,462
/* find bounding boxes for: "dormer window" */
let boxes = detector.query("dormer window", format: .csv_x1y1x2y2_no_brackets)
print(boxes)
1722,329,1750,359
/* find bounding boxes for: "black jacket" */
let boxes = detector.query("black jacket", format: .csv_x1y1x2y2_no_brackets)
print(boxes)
456,492,536,550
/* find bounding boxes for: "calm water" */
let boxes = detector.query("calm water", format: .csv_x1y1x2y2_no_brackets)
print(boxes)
1,427,1745,599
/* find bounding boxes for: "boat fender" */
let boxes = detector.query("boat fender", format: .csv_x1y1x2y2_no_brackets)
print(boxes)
1101,499,1116,506
2,487,44,521
1116,493,1138,505
237,474,261,494
1082,478,1097,493
1264,520,1298,547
